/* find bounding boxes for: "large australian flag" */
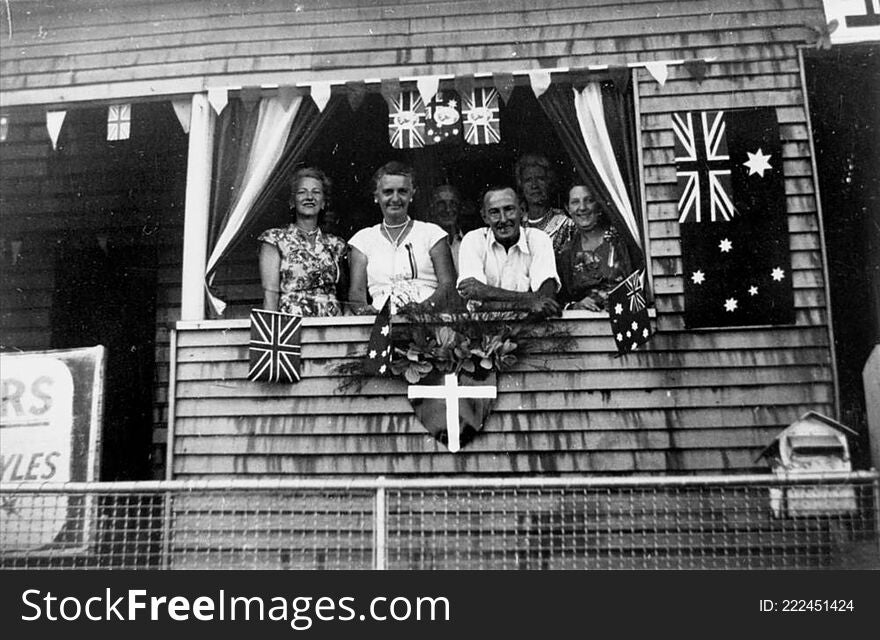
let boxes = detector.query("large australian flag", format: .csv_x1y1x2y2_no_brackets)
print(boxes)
673,107,795,328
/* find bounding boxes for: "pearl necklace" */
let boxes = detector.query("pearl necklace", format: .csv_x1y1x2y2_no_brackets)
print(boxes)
295,224,319,239
382,217,411,246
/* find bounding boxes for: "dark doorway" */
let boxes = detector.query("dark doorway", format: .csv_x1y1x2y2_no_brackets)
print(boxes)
47,102,187,480
805,45,880,466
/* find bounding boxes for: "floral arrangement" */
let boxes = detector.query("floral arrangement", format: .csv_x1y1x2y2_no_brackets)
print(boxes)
333,308,572,391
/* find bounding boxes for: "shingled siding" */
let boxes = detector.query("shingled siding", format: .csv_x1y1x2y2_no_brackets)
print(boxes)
171,317,831,476
0,0,835,476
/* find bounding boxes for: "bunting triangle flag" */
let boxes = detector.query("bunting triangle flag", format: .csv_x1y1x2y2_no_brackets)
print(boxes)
240,86,262,112
454,74,475,100
644,61,669,86
417,75,441,105
277,85,301,110
608,65,632,95
425,90,462,145
309,82,332,112
493,72,515,103
462,87,501,145
345,80,367,111
683,58,708,84
528,70,552,99
0,114,8,142
171,99,191,134
46,110,66,150
207,87,229,115
387,89,426,149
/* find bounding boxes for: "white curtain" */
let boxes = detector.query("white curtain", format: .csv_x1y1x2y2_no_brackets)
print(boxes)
573,84,641,248
205,95,304,314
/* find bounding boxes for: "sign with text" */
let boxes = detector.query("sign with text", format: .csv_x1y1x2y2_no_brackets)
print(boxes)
823,0,880,44
0,347,104,554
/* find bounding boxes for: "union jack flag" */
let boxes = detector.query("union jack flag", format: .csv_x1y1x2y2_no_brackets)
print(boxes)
462,87,501,145
388,90,426,149
607,269,652,356
107,103,131,141
673,110,735,223
248,309,302,383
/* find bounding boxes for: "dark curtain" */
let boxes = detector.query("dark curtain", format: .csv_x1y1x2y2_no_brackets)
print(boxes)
539,83,643,267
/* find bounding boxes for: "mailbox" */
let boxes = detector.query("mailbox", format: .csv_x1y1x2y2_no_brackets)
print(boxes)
759,411,858,517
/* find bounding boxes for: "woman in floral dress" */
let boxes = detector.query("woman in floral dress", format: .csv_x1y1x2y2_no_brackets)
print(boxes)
258,167,347,316
557,183,633,311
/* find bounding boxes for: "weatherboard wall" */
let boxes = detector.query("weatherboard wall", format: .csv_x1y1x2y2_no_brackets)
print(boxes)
0,0,834,476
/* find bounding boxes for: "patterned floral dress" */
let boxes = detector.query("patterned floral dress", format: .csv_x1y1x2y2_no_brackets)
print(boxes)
558,227,633,310
258,225,347,317
522,208,575,254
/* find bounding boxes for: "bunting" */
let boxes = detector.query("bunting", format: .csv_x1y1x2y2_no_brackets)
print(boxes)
107,104,131,141
462,87,501,145
309,82,332,112
387,89,426,149
207,87,229,115
46,111,66,150
425,90,462,145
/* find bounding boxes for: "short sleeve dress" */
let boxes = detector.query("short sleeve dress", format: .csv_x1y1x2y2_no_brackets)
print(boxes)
348,220,448,313
258,225,347,317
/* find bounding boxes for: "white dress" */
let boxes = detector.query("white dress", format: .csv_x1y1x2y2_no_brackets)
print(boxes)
348,220,448,313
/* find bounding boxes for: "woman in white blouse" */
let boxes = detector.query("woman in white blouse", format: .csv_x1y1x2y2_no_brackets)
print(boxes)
348,161,455,314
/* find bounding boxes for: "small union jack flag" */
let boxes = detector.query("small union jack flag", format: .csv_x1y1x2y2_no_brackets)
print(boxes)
248,309,302,383
388,90,426,149
107,104,131,141
462,87,501,145
673,110,735,223
607,269,652,356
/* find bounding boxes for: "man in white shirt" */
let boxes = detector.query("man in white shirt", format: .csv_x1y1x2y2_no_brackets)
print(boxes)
456,186,561,317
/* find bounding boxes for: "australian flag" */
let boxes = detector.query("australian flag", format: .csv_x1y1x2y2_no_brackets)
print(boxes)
607,269,652,355
425,90,462,145
248,309,302,383
364,298,393,376
673,107,795,328
462,87,501,145
388,90,426,149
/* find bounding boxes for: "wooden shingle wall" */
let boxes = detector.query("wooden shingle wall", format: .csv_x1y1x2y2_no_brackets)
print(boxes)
0,0,834,476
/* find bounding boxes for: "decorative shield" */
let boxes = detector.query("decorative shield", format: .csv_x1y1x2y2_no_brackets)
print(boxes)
407,371,497,452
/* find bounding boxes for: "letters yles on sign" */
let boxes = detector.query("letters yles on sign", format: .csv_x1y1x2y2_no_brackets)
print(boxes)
0,347,104,554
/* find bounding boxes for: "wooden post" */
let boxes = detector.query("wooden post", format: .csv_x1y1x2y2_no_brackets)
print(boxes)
180,93,215,321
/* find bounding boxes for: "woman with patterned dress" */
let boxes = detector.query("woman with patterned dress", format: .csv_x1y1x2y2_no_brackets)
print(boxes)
558,184,633,311
258,167,347,317
515,153,575,254
348,161,455,314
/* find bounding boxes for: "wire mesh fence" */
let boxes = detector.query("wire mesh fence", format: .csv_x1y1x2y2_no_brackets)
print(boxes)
2,473,878,570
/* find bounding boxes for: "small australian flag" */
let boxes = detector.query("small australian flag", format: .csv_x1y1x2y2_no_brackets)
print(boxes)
607,269,653,356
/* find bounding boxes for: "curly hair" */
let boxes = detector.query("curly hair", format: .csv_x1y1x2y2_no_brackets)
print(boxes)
290,166,332,209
